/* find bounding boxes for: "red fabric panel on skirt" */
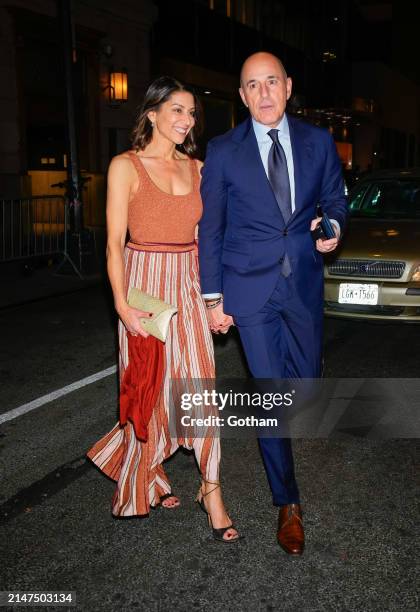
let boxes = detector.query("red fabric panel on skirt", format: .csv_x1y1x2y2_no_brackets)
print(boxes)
119,333,164,441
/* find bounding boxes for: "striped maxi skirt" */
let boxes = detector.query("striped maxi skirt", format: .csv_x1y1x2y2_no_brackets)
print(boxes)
87,246,220,516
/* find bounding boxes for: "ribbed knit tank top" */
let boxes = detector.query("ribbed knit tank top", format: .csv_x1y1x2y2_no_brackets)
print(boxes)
126,151,202,251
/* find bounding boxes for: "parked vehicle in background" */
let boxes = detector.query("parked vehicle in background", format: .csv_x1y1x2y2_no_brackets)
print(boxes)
324,169,420,321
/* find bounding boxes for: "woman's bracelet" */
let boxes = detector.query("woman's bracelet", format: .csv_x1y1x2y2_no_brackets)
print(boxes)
205,297,223,309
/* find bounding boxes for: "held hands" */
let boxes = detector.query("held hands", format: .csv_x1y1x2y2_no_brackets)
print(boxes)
206,301,233,335
311,216,339,254
118,303,152,338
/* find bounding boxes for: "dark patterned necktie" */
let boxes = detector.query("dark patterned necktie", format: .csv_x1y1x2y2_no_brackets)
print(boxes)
267,129,292,224
267,128,292,276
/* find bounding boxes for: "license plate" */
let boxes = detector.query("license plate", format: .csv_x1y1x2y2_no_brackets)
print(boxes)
338,283,379,305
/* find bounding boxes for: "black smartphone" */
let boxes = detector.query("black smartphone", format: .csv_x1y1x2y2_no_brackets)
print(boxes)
320,213,336,240
311,212,336,240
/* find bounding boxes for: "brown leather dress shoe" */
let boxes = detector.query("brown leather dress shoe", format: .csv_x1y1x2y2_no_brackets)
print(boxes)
277,503,304,555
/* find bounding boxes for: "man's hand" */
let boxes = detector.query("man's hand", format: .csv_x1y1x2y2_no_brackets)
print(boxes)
206,302,234,334
311,216,339,254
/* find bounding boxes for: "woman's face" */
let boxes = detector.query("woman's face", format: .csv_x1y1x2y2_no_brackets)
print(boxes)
148,91,196,145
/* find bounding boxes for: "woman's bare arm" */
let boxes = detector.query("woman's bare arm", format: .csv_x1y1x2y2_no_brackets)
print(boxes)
106,156,151,337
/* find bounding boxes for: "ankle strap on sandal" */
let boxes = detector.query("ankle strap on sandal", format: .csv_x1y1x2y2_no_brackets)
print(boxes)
200,479,221,498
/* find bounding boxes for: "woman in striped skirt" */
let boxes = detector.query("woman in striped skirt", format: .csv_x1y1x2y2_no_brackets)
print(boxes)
87,77,239,542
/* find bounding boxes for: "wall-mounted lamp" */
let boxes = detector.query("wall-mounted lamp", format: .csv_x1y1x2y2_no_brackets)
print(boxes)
103,68,128,107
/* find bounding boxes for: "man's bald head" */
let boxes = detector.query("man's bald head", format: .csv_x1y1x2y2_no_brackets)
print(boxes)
240,52,287,87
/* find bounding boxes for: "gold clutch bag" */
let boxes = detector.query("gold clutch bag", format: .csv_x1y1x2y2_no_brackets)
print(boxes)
127,288,178,342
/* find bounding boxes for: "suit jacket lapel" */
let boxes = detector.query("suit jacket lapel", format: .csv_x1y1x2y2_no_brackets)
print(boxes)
288,115,313,220
234,119,285,223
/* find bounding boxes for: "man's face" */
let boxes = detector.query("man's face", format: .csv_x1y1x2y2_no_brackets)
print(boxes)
239,54,292,127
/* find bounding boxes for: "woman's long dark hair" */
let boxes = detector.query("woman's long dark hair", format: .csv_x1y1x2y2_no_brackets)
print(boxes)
131,76,203,157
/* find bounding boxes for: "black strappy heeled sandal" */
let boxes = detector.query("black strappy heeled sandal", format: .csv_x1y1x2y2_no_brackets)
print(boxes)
195,480,241,543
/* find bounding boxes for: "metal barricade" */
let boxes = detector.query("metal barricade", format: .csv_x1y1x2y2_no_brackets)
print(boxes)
0,195,67,262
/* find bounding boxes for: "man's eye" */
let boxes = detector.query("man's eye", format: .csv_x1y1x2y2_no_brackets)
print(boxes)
268,79,278,85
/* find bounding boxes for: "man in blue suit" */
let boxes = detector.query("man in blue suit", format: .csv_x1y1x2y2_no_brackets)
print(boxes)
199,52,348,555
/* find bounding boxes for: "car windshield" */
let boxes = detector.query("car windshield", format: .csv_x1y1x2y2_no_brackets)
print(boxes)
349,178,420,219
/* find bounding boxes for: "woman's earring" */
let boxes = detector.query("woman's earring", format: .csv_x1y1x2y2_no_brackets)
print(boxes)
150,120,154,127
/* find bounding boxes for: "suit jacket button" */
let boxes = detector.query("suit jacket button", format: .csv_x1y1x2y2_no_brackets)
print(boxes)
283,229,288,236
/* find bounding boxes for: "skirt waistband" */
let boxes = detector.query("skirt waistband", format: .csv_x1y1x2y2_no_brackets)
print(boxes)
126,240,197,253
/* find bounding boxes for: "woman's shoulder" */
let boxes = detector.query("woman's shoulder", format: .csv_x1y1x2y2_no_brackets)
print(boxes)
107,151,139,184
110,150,137,165
108,151,138,172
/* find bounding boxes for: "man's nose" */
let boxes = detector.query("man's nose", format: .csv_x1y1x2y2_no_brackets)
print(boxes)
260,83,269,97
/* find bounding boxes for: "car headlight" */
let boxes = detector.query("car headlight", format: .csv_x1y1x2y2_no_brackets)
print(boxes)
411,265,420,282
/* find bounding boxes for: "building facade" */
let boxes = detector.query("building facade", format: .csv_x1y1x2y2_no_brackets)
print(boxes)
0,0,156,227
1,0,419,230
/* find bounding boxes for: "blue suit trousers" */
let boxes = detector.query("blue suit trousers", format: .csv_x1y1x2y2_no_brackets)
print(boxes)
234,271,322,506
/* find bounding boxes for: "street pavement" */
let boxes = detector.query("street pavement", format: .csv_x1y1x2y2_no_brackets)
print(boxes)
0,274,418,611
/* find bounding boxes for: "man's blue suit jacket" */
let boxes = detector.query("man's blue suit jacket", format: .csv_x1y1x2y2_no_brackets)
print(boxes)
198,114,348,318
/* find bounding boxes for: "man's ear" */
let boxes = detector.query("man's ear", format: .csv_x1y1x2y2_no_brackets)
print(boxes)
239,87,248,107
286,77,293,101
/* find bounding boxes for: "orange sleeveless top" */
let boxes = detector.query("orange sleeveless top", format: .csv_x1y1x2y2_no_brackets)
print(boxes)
126,151,202,253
